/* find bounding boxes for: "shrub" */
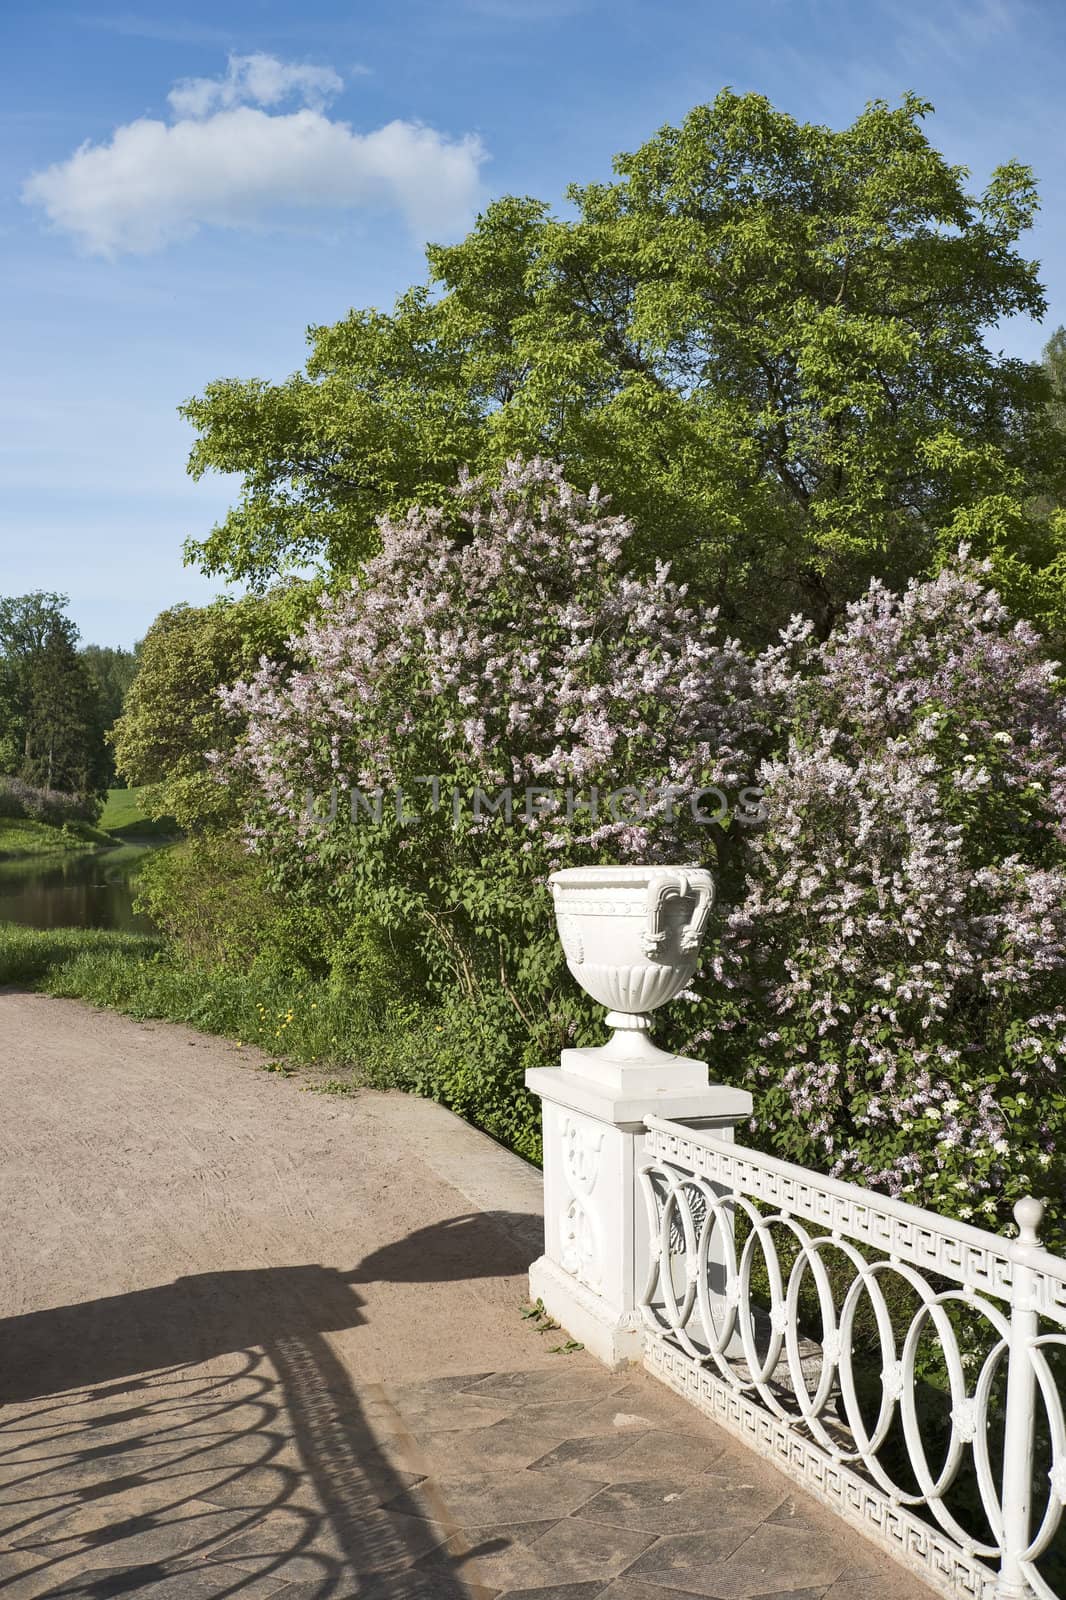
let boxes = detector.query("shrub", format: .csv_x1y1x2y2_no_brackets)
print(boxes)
217,458,1066,1238
216,456,766,1128
689,561,1066,1239
0,774,102,824
111,587,311,830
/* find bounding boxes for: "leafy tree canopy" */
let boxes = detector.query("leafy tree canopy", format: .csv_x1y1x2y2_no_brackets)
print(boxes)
1043,323,1066,434
183,90,1065,639
111,586,310,830
0,591,77,662
0,592,108,793
23,623,108,795
80,643,140,734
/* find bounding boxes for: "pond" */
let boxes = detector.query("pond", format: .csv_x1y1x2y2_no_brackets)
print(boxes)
0,844,160,932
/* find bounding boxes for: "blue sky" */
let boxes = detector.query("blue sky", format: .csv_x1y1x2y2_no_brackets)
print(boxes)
2,0,1065,648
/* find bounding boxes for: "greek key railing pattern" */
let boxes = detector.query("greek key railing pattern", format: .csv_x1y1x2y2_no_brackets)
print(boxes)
639,1117,1066,1600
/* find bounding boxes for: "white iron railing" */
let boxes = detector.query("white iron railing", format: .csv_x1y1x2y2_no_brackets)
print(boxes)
639,1117,1066,1600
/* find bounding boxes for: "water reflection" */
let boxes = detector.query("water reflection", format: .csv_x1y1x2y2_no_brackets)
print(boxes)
0,845,158,932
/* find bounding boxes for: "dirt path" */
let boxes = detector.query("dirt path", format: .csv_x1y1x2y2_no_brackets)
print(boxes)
0,993,931,1599
0,992,548,1387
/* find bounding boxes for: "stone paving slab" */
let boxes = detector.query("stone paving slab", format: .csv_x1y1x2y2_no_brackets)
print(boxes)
0,1353,938,1597
0,994,937,1598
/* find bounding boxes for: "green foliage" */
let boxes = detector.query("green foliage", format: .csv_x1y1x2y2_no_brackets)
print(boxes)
0,591,77,658
80,643,140,783
670,561,1066,1245
0,592,108,797
1044,324,1066,437
0,924,156,985
111,588,310,829
80,644,140,731
409,984,543,1159
183,91,1062,638
23,623,108,797
216,460,752,1157
0,593,79,768
133,833,336,971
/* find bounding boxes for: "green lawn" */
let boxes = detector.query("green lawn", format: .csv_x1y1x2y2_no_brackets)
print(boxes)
98,787,178,839
0,816,111,860
0,787,177,859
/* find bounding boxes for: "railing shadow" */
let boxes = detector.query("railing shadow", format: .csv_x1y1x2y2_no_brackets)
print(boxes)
0,1214,539,1598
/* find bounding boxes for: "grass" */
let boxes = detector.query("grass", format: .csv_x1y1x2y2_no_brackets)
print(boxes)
0,816,111,860
0,922,427,1092
0,924,159,986
98,787,178,840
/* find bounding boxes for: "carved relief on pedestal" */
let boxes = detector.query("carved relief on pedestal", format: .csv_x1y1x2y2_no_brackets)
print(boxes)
558,1113,605,1293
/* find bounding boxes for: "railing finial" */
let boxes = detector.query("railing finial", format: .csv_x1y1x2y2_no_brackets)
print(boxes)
1013,1195,1044,1247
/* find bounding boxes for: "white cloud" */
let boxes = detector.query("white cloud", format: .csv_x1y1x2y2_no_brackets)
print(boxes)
22,55,486,257
167,52,345,119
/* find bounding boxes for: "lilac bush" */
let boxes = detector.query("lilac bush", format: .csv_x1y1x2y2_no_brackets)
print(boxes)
221,460,1066,1226
221,456,758,859
0,774,101,825
219,458,763,1151
695,560,1066,1231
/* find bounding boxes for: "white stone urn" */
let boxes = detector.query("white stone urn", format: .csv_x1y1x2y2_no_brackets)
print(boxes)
549,864,715,1090
527,861,749,1365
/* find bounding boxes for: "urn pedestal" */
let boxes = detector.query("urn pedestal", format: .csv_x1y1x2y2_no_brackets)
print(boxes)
525,864,751,1367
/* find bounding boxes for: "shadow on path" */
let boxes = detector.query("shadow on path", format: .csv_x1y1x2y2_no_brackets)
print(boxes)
349,1209,542,1286
0,1212,541,1598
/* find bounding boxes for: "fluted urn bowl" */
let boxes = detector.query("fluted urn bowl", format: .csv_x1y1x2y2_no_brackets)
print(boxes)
549,864,715,1064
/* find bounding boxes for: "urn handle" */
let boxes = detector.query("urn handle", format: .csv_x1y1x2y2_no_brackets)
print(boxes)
642,868,715,960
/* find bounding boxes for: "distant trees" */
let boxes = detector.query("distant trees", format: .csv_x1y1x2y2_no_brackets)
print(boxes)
0,592,110,799
80,644,140,735
1043,324,1066,440
23,624,108,793
80,643,140,787
0,591,78,771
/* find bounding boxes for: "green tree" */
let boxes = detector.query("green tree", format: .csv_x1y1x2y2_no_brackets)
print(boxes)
0,658,21,775
182,91,1064,639
111,588,308,829
80,643,141,787
23,622,108,795
0,592,79,769
80,643,140,733
1043,324,1066,434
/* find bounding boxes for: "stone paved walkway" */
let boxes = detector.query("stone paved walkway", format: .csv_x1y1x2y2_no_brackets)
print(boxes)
0,993,935,1599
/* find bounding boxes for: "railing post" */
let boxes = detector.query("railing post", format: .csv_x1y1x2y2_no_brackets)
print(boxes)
524,1066,750,1368
995,1195,1044,1600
